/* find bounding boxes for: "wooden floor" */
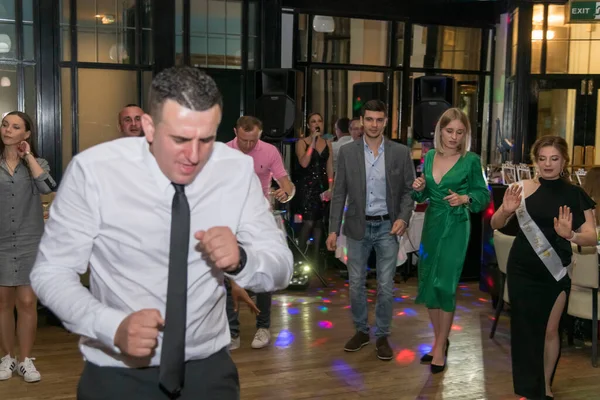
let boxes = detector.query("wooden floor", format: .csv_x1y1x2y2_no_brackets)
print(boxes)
4,275,600,399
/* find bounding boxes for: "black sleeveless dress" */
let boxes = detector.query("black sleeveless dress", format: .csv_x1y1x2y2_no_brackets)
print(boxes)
507,177,595,399
296,141,329,221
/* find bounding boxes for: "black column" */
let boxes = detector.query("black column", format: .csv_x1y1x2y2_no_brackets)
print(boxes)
261,0,282,68
152,0,175,75
35,0,61,180
512,4,533,163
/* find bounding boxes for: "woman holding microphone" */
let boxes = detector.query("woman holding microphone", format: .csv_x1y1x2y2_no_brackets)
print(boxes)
295,112,333,266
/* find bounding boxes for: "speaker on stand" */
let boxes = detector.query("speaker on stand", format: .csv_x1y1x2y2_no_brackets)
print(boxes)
352,82,387,118
254,69,298,142
412,76,455,142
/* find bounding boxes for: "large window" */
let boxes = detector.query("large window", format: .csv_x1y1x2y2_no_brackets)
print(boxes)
295,14,492,154
60,0,153,171
0,0,35,120
411,25,482,71
175,0,259,70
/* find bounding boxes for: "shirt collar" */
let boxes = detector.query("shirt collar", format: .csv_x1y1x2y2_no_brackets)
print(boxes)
231,137,262,155
142,141,175,195
363,136,385,153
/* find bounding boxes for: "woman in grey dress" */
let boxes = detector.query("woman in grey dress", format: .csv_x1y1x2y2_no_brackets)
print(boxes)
0,111,56,383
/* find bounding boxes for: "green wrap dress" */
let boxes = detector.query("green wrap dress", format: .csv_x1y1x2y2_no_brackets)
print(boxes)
412,150,490,312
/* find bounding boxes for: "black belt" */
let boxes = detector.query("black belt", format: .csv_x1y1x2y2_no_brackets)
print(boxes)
365,214,389,221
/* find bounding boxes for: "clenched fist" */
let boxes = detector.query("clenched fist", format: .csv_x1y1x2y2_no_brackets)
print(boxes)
412,177,426,192
114,308,164,357
195,227,240,272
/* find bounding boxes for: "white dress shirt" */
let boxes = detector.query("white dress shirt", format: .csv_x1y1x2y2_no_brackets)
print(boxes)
332,135,353,174
31,137,293,368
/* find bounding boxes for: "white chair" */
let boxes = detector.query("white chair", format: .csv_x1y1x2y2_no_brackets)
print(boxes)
489,230,515,339
567,244,599,367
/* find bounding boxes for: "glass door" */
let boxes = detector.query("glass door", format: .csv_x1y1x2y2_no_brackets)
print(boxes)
530,77,599,169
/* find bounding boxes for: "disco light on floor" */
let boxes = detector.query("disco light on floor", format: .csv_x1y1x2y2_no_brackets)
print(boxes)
288,260,312,288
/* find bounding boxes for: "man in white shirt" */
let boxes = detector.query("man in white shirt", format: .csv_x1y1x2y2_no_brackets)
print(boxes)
331,117,353,175
118,104,145,137
31,67,293,399
349,117,363,141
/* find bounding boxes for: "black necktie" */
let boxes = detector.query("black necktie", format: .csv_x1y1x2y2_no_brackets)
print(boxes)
159,183,190,396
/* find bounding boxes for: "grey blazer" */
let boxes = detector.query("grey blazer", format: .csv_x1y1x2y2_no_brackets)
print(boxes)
329,138,415,241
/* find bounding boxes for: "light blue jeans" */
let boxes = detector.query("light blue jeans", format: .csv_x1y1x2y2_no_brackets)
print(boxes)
346,219,399,338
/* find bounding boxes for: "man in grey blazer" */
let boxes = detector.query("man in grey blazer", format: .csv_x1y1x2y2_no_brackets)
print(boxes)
326,100,415,361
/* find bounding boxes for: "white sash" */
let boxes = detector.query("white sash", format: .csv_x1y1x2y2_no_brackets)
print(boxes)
515,181,567,281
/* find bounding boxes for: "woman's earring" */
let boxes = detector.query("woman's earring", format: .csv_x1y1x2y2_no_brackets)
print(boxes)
560,170,565,177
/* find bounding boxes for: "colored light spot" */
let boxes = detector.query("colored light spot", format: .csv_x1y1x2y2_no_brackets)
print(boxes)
451,324,462,331
310,337,328,347
319,306,328,312
402,308,418,316
331,360,364,390
395,349,416,365
275,330,295,348
318,320,333,329
287,307,300,315
418,344,432,354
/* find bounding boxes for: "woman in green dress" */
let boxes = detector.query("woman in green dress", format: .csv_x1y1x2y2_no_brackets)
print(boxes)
411,108,490,374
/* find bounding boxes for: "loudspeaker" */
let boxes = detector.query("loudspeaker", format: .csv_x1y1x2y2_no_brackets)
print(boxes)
254,69,297,140
413,76,455,141
352,82,386,118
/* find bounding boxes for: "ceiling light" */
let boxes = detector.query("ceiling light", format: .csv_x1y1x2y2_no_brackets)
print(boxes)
313,16,335,33
0,34,11,53
0,77,10,87
95,14,115,24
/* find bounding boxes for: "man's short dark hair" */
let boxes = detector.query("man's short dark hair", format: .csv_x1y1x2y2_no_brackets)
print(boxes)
361,99,387,117
335,117,350,133
149,67,223,122
236,116,263,131
123,103,140,109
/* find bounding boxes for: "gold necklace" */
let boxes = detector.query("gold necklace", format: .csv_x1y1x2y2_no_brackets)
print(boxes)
4,159,19,175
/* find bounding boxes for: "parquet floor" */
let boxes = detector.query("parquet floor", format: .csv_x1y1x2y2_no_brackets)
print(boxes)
4,275,600,399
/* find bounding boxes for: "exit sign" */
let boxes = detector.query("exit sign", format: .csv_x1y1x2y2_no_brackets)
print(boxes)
570,1,600,22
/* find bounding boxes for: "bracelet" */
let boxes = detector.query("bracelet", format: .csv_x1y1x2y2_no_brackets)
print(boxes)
281,186,296,203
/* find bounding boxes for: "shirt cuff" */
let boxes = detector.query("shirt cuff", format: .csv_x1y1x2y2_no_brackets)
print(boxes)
93,307,129,354
34,171,50,181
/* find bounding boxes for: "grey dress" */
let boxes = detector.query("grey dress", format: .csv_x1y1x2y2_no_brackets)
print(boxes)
0,157,56,286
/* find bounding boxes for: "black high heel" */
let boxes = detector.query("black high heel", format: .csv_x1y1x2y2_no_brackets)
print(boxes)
420,339,449,364
430,361,446,374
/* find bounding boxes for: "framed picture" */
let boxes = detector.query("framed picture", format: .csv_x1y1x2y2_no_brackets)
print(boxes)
516,164,532,181
575,169,586,186
486,164,504,184
501,164,517,185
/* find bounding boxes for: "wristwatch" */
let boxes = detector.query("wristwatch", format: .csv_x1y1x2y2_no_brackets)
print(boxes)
228,245,247,275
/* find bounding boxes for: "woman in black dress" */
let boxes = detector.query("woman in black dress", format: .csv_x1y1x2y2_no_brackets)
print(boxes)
295,112,333,263
491,136,597,399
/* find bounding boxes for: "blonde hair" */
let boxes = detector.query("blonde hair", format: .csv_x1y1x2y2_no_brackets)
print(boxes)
433,108,471,157
582,166,600,225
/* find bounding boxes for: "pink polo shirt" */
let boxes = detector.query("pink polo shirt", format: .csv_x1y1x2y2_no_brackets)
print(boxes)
226,138,289,197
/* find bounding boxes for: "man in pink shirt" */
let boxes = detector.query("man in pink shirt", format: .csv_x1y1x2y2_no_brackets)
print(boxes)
225,116,295,350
